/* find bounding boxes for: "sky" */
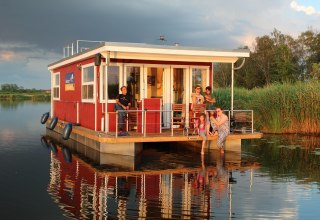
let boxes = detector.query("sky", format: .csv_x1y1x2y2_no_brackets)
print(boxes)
0,0,319,89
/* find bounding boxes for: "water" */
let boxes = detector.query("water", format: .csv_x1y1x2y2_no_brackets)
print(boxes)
1,101,320,219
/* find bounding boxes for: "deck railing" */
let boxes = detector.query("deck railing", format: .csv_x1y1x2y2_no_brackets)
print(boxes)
114,109,254,137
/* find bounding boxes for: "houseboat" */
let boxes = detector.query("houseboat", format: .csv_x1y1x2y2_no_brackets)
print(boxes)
46,41,262,157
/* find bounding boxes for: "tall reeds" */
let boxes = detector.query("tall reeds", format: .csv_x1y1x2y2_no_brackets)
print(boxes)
214,80,320,134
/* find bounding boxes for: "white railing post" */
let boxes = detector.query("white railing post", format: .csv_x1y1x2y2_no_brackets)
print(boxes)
228,110,231,131
116,111,118,138
171,110,173,137
76,40,79,53
71,43,74,56
126,111,129,132
76,102,79,124
143,110,146,137
251,110,254,133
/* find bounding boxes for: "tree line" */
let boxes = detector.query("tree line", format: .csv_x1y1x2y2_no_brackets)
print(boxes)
214,28,320,88
0,83,45,93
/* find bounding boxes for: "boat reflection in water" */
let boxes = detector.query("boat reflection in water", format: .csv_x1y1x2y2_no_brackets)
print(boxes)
42,136,259,219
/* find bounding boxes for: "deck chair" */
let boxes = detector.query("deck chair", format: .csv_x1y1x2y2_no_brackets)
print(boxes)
172,104,186,129
127,107,138,131
190,104,206,135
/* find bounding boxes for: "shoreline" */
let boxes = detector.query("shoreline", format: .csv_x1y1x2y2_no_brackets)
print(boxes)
0,92,50,101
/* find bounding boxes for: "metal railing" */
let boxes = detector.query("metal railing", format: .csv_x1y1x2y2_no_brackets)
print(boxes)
115,109,174,138
206,109,254,134
63,40,105,58
113,109,255,137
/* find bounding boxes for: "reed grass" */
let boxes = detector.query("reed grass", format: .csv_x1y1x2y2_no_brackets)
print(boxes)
214,80,320,134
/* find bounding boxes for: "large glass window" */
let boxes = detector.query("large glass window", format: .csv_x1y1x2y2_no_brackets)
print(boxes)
147,67,163,98
53,73,60,100
82,65,94,101
126,66,140,107
107,66,120,99
173,68,186,104
192,68,207,91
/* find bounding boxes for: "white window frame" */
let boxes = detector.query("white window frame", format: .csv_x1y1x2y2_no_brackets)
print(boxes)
81,63,96,103
99,63,123,103
124,64,143,103
190,66,210,90
99,64,106,103
52,72,60,100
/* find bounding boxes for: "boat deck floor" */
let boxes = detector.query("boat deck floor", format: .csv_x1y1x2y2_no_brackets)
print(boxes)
60,122,263,144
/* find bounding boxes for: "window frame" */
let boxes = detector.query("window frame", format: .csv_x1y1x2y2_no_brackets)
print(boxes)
81,63,95,103
124,64,143,105
52,72,60,100
190,66,209,91
99,63,123,103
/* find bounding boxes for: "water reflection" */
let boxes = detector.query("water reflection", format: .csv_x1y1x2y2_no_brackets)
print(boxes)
0,100,25,110
43,137,260,219
39,134,320,219
0,100,48,111
2,101,320,219
244,134,320,182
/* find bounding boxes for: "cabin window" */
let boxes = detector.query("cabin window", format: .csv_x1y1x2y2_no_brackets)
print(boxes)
192,68,208,91
107,66,120,99
53,73,60,100
173,68,186,104
126,66,140,107
147,67,163,99
82,65,95,101
100,66,121,102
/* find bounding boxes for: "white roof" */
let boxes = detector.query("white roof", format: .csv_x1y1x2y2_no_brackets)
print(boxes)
48,41,250,70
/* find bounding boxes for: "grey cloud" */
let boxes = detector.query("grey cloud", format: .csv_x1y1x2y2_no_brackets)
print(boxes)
1,0,319,88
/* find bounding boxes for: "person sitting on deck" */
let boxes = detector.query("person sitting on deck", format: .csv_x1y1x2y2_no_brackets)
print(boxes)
114,86,131,135
208,107,229,154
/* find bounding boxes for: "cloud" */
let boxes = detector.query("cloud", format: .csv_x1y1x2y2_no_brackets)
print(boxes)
0,51,15,61
231,34,257,51
0,40,60,88
290,1,320,15
1,0,320,88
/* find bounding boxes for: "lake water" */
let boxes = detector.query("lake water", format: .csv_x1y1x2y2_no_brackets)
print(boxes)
1,101,320,219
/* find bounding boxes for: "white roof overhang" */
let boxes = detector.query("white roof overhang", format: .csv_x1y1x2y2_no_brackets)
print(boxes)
48,42,250,71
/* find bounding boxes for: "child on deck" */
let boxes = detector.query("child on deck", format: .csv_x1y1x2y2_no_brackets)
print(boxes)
198,113,207,154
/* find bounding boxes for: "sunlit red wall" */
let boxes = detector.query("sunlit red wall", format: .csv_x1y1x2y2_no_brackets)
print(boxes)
53,58,97,130
52,57,213,132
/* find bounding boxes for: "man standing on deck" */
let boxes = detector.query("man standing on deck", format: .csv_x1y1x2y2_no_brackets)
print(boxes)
115,86,131,135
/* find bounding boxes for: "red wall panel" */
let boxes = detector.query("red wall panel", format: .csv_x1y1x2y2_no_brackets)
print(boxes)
52,57,212,132
79,103,95,130
53,58,96,130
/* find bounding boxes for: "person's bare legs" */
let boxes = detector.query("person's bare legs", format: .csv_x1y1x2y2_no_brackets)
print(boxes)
201,140,205,154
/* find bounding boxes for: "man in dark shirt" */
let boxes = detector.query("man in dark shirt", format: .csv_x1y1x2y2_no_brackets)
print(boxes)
115,86,131,133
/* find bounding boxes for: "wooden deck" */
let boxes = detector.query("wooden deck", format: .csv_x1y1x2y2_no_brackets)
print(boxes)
55,121,263,144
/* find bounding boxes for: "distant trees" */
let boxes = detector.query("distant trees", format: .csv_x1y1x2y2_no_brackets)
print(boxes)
0,83,39,93
0,84,20,92
214,28,320,89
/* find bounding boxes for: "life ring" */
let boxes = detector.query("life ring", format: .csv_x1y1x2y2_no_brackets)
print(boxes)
47,116,58,130
62,123,72,140
40,112,50,124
